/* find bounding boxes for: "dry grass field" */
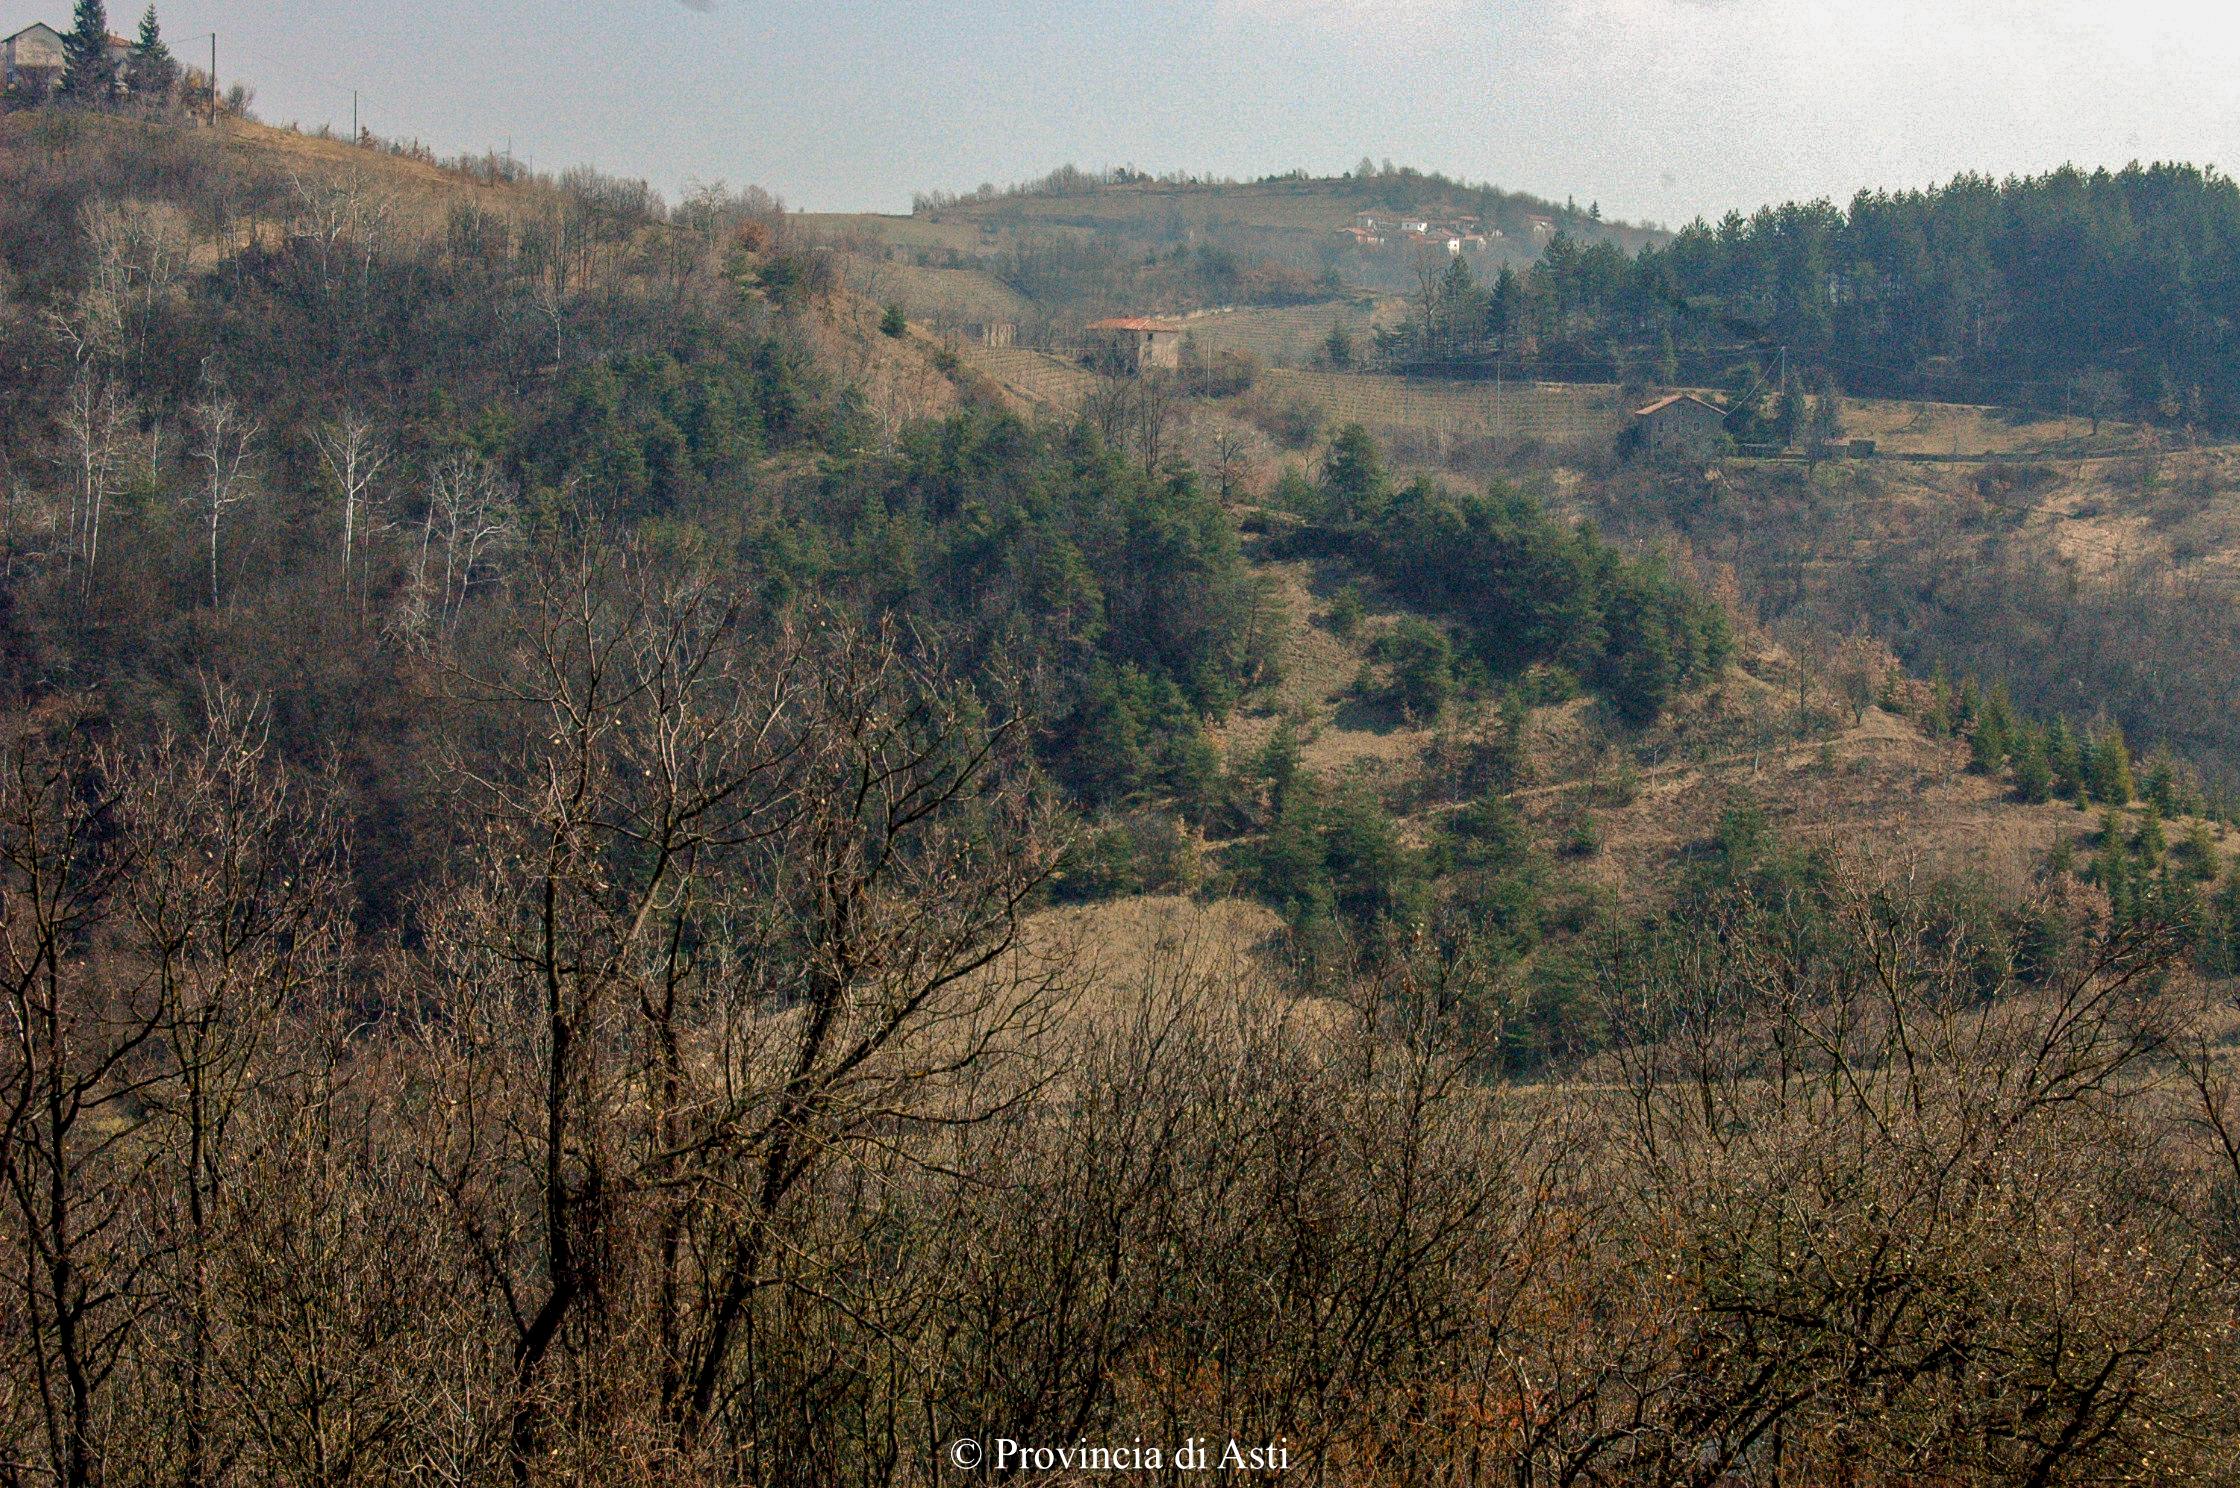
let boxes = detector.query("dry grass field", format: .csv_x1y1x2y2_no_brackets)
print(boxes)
1173,299,1407,367
1834,395,2130,457
1263,368,1624,443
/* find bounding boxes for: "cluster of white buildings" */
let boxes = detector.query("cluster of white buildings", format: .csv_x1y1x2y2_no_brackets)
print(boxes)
1341,210,1556,257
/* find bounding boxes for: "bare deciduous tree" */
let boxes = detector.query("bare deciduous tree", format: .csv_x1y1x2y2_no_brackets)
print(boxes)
312,409,390,596
188,391,260,608
415,454,515,632
58,372,131,588
414,545,1061,1478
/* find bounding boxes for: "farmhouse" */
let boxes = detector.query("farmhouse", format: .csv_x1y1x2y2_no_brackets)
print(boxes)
2,22,62,94
1084,317,1183,374
1631,393,1727,456
4,21,134,96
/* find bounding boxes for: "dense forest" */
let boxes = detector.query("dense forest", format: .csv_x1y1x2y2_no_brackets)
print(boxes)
1385,162,2240,428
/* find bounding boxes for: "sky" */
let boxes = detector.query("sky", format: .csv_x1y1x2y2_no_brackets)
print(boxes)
20,0,2240,225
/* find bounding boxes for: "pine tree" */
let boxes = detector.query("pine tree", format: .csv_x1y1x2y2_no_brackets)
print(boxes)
1319,423,1388,523
2100,844,2133,930
62,0,119,103
2088,725,2136,806
1924,665,1954,737
2012,729,2054,803
2095,809,2126,871
128,6,178,100
1968,692,2011,774
2134,803,2167,865
2046,719,2085,802
2181,818,2222,883
2143,750,2178,813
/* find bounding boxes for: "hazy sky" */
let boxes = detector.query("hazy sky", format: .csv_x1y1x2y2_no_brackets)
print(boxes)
23,0,2239,224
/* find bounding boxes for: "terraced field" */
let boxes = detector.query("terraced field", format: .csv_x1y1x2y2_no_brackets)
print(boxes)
954,346,1099,410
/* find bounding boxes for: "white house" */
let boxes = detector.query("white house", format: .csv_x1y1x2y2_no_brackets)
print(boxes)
3,21,135,95
2,21,63,94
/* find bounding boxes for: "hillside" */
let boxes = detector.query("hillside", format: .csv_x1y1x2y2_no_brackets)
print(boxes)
1214,483,2228,913
800,166,1664,340
919,166,1664,257
11,87,2240,1488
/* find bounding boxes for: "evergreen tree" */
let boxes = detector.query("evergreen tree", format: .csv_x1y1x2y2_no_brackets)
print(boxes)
2180,817,2223,883
1968,690,2012,774
1955,676,1983,729
1923,666,1955,737
1775,382,1808,446
2135,803,2167,865
2143,750,2179,813
62,0,119,102
2099,835,2134,929
2046,719,2085,801
2012,729,2054,803
1255,718,1302,815
1380,618,1455,720
127,4,177,98
1319,423,1388,522
2088,725,2136,805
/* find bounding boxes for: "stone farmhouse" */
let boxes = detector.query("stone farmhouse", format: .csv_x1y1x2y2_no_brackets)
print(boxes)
1084,317,1184,375
1631,392,1728,457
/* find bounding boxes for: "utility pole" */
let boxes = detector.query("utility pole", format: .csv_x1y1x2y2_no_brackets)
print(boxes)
207,33,216,128
352,89,358,143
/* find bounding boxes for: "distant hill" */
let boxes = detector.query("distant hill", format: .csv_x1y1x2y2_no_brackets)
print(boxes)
921,163,1660,249
800,165,1664,329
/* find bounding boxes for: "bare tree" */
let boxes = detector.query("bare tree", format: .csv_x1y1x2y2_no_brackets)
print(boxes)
0,721,149,1488
79,198,194,375
123,691,347,1485
416,454,515,632
0,695,342,1488
188,392,259,608
286,170,393,308
1561,861,2222,1485
413,545,1061,1477
58,372,131,588
1209,419,1256,504
312,410,389,596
